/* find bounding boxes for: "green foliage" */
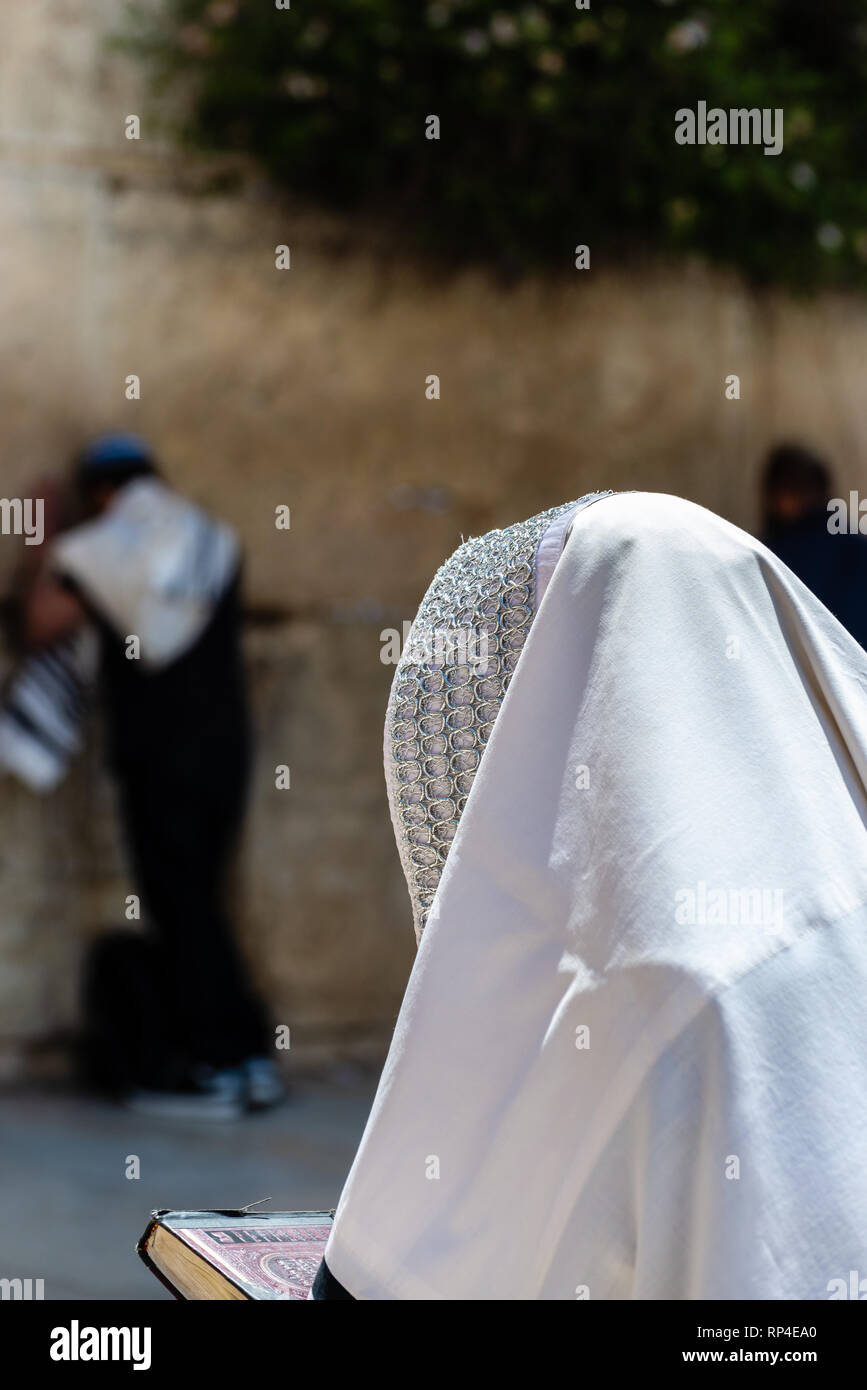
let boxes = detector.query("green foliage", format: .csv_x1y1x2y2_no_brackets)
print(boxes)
126,0,867,288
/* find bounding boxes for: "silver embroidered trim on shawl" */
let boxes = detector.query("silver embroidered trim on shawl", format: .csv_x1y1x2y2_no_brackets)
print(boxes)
385,493,612,940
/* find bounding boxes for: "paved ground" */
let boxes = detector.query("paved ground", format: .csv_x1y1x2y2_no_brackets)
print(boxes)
0,1069,379,1299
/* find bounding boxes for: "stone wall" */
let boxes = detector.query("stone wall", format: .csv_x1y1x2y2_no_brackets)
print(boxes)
3,1,867,1076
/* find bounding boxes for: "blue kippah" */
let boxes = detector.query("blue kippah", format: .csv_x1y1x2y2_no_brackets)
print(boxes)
79,433,154,473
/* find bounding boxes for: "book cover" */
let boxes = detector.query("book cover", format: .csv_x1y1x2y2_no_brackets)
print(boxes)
139,1210,333,1300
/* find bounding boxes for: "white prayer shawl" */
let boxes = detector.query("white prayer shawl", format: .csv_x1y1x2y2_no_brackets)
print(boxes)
325,492,867,1299
0,628,97,792
51,478,239,671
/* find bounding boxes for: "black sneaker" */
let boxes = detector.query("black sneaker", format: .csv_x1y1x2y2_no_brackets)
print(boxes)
242,1057,286,1111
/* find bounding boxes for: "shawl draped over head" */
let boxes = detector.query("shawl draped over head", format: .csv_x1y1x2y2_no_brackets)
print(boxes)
326,490,867,1300
51,476,239,670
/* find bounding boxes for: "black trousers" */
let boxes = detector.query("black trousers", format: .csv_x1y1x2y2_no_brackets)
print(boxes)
117,736,270,1072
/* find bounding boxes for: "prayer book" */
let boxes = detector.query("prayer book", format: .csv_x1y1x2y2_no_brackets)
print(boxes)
137,1209,333,1300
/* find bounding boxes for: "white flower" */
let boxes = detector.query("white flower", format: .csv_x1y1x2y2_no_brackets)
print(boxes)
490,14,519,45
282,71,324,100
461,29,490,56
666,19,711,53
817,222,844,252
790,162,816,192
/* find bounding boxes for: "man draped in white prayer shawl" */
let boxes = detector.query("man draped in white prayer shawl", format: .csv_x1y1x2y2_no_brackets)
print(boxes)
315,490,867,1300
